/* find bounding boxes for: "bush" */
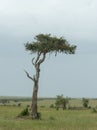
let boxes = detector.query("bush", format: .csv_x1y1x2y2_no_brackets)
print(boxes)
27,105,30,108
49,116,55,120
37,112,41,119
55,95,69,110
50,104,54,108
92,108,97,113
88,106,91,109
18,107,29,117
18,103,21,107
82,98,89,108
40,105,45,108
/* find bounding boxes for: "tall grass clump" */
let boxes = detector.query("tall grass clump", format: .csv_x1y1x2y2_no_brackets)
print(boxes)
18,107,29,117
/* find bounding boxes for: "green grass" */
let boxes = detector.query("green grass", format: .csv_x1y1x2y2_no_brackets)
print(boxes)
0,98,97,130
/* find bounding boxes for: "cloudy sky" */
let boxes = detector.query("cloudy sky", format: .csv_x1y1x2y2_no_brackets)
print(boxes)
0,0,97,98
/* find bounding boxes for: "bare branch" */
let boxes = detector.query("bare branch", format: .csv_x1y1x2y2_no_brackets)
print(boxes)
32,58,35,65
35,52,41,64
24,70,35,81
38,53,46,65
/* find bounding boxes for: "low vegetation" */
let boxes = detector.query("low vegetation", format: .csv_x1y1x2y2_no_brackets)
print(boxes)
82,98,89,108
18,107,29,117
0,97,97,130
55,95,69,110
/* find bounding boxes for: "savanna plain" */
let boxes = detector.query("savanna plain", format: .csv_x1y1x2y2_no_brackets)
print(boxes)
0,97,97,130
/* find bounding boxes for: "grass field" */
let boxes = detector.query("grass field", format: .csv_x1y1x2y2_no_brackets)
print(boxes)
0,97,97,130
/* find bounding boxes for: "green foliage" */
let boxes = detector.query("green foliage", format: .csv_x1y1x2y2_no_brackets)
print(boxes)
49,116,55,120
0,99,9,104
17,103,21,107
50,104,55,108
37,112,41,119
18,107,29,117
55,95,69,110
82,98,89,108
1,99,97,129
92,108,97,113
25,34,76,55
1,105,97,130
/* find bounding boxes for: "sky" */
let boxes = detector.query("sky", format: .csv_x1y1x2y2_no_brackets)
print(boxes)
0,0,97,98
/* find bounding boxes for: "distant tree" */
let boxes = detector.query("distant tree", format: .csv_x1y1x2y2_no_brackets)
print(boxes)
82,98,89,108
24,34,76,119
0,99,9,105
55,95,69,110
18,103,22,107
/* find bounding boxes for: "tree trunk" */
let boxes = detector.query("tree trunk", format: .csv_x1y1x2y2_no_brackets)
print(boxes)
31,64,40,119
25,53,46,119
31,81,38,119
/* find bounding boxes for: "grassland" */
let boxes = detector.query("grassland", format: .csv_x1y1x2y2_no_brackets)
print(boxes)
0,97,97,130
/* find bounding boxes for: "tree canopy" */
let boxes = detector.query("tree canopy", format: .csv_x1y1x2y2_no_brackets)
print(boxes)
25,34,76,55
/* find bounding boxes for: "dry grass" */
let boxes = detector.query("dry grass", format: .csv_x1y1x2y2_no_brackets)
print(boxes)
0,98,97,130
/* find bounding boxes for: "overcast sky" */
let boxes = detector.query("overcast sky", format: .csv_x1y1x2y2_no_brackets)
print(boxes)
0,0,97,98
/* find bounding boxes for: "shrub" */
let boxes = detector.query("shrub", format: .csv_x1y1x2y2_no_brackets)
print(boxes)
50,104,54,108
37,112,41,119
82,98,89,108
49,116,55,120
40,105,45,108
18,107,29,117
92,108,97,113
18,103,21,107
27,105,30,108
55,95,69,110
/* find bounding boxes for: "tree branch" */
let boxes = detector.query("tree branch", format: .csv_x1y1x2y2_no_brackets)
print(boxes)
24,70,35,81
35,52,41,64
32,58,35,65
38,53,46,65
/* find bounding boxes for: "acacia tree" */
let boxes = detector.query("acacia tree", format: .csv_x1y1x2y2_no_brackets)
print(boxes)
25,34,76,119
82,98,89,108
55,95,69,110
